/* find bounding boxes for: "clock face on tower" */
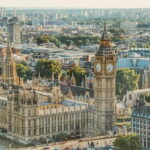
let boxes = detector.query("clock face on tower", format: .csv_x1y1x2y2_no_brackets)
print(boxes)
95,64,101,72
106,63,113,73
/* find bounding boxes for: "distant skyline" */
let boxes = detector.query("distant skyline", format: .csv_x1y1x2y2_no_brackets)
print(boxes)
0,0,150,8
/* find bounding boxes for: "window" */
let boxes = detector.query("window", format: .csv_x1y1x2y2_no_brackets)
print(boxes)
22,120,25,127
28,130,31,136
34,129,36,135
28,110,31,116
58,116,62,122
34,109,36,115
52,126,56,132
42,128,44,134
81,122,85,128
34,120,36,127
58,125,62,131
39,118,42,126
28,120,31,127
64,124,68,130
22,109,24,115
76,123,80,130
39,128,42,135
42,118,44,125
46,117,48,125
22,129,25,136
64,114,68,121
70,124,74,130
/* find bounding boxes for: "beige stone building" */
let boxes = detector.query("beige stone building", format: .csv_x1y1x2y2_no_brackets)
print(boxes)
93,24,116,135
1,43,22,86
5,87,89,143
0,25,116,144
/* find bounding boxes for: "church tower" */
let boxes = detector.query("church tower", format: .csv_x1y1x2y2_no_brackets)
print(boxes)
2,43,20,85
94,24,116,135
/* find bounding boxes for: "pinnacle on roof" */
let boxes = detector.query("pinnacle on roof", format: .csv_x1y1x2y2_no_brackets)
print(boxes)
101,22,110,41
96,23,114,55
6,42,12,60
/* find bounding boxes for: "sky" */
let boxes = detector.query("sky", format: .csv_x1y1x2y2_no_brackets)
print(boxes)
0,0,150,8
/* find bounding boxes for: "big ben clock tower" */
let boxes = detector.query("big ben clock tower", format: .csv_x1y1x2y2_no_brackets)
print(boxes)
94,24,116,135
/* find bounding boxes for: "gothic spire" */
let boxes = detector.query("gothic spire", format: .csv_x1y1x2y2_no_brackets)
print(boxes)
101,22,110,41
6,42,12,60
96,23,113,55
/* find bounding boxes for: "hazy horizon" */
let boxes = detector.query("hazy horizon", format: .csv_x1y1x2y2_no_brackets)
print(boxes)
0,0,150,9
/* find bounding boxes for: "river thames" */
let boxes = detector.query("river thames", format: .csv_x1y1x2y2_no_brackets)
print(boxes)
0,137,25,150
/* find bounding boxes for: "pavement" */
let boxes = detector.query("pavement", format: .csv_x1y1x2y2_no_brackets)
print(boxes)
9,135,117,150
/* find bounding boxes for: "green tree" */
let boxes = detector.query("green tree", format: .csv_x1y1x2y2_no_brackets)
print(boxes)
65,40,73,46
85,39,90,45
145,95,150,103
69,66,86,86
36,35,100,47
16,63,33,81
36,36,61,47
54,133,71,142
78,40,83,47
48,36,61,47
57,35,100,47
113,134,142,150
116,69,140,99
36,36,49,45
35,59,61,79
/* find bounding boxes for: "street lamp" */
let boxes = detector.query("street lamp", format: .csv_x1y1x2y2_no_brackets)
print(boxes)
47,138,49,145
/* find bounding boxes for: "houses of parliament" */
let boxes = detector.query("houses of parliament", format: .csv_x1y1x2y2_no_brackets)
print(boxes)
0,25,116,144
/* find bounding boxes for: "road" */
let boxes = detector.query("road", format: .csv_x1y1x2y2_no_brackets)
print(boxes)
14,135,117,150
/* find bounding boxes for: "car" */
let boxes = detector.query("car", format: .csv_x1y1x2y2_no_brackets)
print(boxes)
43,146,50,150
64,147,70,150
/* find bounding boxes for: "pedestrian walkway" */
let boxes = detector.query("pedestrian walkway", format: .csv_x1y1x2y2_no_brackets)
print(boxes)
8,135,117,150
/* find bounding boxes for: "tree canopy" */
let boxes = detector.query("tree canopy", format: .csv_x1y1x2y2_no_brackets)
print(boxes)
35,59,61,79
36,36,61,47
36,35,100,47
16,63,33,81
54,133,71,142
109,28,127,42
113,134,142,150
116,69,140,99
57,35,100,47
69,66,86,86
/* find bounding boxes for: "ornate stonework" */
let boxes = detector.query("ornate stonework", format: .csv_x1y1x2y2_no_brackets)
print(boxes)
0,25,118,144
94,24,116,135
1,43,21,85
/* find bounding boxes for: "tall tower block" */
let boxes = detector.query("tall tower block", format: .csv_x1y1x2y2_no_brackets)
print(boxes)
94,24,116,135
7,17,21,44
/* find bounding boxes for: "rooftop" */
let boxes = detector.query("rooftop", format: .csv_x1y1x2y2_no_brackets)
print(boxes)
133,105,150,116
61,99,88,107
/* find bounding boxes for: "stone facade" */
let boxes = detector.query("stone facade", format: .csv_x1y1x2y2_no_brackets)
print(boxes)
132,105,150,149
1,43,21,85
0,97,7,130
0,25,116,144
4,87,89,144
93,24,116,135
